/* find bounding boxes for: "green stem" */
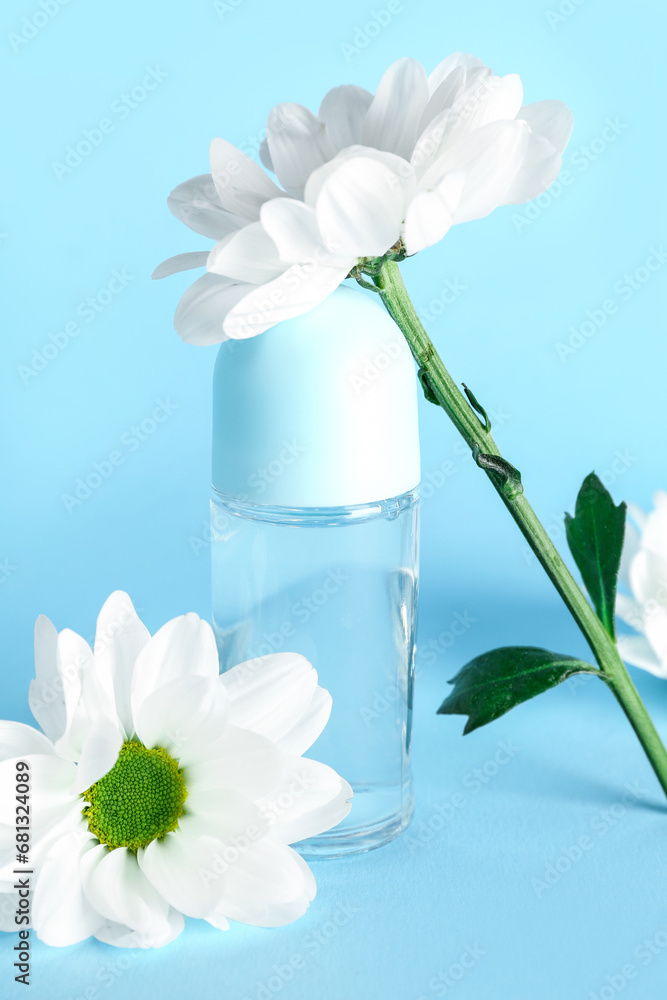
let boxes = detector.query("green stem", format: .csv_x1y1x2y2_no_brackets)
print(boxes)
374,260,667,798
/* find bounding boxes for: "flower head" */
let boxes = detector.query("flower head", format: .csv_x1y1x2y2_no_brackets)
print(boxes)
154,53,573,343
616,492,667,678
0,592,351,947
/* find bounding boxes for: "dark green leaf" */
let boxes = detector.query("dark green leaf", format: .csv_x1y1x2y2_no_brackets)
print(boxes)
462,382,491,432
565,473,627,637
473,446,524,501
418,367,440,406
438,646,599,734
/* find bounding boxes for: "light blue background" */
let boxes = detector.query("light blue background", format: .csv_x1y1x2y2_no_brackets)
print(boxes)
1,0,667,997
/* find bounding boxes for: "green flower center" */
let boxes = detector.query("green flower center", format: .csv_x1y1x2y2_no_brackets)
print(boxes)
83,740,187,852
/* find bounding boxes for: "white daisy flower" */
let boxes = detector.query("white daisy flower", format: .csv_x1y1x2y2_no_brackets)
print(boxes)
153,53,572,343
0,592,351,948
617,492,667,678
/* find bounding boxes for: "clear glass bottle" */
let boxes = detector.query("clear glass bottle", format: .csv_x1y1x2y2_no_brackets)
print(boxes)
210,286,420,858
212,490,418,857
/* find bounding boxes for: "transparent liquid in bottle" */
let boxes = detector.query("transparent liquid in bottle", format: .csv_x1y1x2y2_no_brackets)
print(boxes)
211,487,419,858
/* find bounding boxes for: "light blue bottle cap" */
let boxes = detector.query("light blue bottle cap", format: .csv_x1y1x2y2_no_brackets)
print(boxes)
212,284,420,507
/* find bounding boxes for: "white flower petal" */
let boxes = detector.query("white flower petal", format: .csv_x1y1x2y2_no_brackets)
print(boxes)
418,65,466,133
210,138,285,219
151,251,209,280
519,100,574,156
629,550,654,606
619,522,641,589
51,630,85,755
94,591,150,737
221,258,354,340
266,103,337,198
504,130,562,204
276,686,332,756
421,119,530,225
315,155,405,257
94,908,185,948
616,593,645,632
184,725,284,800
259,137,274,172
618,634,666,677
428,52,487,94
261,757,352,845
641,501,667,557
220,652,319,743
460,65,494,90
138,819,237,919
305,146,415,211
32,830,103,946
134,675,228,763
403,170,465,255
131,613,220,724
628,502,648,531
0,891,18,931
630,550,667,607
204,911,230,931
0,721,55,761
318,85,374,151
240,895,312,928
260,198,324,264
54,627,102,759
174,272,249,346
0,795,83,887
643,606,667,665
167,174,246,240
74,716,123,794
179,785,269,840
362,57,429,160
411,109,458,175
29,615,65,743
0,754,78,827
207,221,284,283
412,73,523,177
95,910,184,948
81,844,175,938
471,73,524,126
615,494,667,679
209,840,315,928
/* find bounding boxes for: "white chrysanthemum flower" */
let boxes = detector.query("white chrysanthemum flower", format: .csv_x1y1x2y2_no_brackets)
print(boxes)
617,492,667,678
154,53,572,343
0,592,351,948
